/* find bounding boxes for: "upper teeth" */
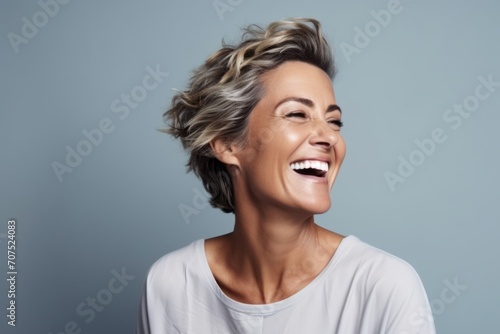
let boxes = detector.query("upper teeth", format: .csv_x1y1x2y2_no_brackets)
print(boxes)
290,160,329,172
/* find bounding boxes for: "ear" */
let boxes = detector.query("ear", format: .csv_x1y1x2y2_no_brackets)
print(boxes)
210,137,241,167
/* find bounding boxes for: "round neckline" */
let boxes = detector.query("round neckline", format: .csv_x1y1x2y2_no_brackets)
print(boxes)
197,235,356,316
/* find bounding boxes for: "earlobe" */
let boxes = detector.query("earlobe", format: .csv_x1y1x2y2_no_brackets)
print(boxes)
210,138,241,167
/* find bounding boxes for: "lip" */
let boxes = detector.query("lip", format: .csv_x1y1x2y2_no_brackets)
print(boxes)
291,170,329,183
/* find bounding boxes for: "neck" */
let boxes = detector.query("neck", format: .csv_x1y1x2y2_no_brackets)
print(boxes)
224,204,337,303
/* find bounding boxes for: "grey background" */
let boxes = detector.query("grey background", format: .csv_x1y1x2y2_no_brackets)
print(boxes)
1,0,499,333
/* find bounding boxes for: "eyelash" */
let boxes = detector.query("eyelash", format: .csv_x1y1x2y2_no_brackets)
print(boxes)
286,112,344,128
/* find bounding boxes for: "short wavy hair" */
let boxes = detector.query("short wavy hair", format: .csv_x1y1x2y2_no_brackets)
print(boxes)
163,18,335,213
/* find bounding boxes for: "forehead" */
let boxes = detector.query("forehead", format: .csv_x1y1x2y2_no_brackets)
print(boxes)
245,61,338,135
259,61,335,105
252,61,336,117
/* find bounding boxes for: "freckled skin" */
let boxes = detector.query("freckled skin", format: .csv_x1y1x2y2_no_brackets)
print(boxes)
207,61,347,304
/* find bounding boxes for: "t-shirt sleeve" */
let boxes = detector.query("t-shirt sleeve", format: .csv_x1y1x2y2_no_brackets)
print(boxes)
371,258,436,334
136,271,152,334
135,247,190,334
135,259,174,334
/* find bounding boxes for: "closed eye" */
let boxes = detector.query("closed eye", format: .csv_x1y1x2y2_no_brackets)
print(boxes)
328,119,343,128
286,111,307,118
285,111,343,129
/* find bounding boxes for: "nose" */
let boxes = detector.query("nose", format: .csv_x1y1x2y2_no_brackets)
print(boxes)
307,118,341,149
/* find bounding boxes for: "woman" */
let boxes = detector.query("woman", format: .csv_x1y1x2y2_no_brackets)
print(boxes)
137,18,435,333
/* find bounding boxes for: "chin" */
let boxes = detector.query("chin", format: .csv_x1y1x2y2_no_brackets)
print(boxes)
314,204,331,215
297,198,331,215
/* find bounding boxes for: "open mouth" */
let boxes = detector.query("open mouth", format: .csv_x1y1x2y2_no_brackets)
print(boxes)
290,160,328,178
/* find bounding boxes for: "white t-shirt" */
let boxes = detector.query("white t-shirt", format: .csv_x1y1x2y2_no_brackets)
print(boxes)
137,235,435,334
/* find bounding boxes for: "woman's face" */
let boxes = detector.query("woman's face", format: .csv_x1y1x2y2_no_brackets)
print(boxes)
232,61,346,216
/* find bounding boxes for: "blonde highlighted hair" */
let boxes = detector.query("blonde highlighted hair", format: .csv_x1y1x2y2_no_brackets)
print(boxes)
163,18,335,213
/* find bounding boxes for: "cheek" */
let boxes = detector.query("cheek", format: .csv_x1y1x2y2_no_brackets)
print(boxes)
271,124,304,148
252,122,302,154
335,136,347,162
282,130,302,145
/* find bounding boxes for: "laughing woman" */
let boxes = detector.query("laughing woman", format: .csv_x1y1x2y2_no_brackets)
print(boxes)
137,18,435,334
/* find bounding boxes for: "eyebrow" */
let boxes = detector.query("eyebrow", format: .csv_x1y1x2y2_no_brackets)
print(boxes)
274,97,342,114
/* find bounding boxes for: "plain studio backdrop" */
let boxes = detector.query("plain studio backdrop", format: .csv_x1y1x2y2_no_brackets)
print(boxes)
1,0,499,333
